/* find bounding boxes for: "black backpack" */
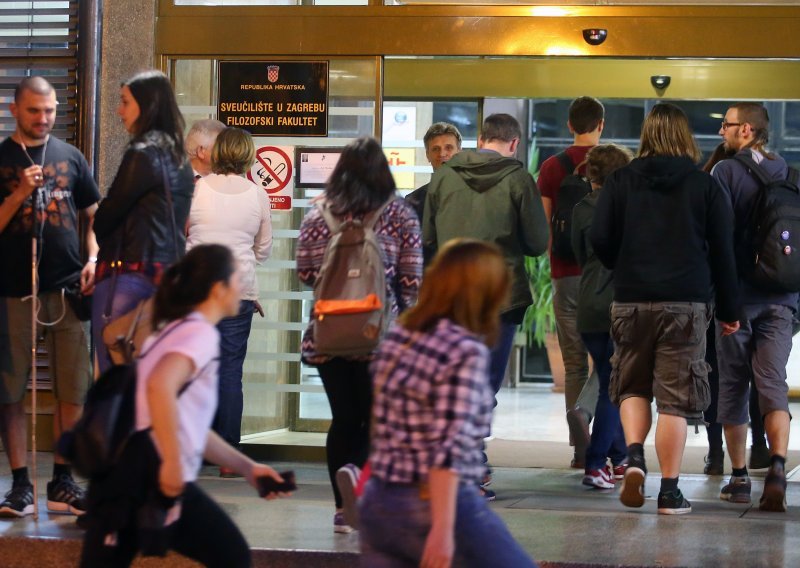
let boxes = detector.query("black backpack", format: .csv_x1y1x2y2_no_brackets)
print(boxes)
57,320,191,478
550,152,592,263
735,154,800,294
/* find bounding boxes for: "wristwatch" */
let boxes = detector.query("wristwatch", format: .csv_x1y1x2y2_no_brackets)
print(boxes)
88,256,98,263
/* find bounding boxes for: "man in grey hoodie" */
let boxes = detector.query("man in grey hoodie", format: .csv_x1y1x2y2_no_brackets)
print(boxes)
423,113,549,435
712,102,796,512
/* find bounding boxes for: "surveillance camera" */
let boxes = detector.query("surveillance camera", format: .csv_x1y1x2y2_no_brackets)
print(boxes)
582,29,607,46
651,75,671,90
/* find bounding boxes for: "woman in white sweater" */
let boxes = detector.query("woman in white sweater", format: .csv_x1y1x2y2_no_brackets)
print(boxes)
186,127,272,474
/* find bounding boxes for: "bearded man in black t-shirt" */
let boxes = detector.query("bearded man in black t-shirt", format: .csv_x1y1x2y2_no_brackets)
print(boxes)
0,76,100,518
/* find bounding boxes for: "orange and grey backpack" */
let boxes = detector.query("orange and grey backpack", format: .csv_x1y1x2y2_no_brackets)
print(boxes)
312,198,394,356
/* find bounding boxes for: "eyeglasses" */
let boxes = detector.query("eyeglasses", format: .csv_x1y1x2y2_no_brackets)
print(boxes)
721,121,742,130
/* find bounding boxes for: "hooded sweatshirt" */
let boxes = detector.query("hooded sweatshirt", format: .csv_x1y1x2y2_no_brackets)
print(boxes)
423,149,549,318
590,156,739,323
712,148,797,309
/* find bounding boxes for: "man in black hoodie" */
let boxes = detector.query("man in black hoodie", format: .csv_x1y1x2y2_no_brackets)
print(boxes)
712,102,796,512
591,103,740,515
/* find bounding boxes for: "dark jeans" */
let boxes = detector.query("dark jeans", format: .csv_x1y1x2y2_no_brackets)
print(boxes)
212,300,255,447
581,332,626,470
489,322,518,397
317,358,372,508
80,482,251,567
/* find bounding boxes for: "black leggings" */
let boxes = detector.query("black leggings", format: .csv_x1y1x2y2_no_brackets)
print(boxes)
80,482,251,567
317,358,372,508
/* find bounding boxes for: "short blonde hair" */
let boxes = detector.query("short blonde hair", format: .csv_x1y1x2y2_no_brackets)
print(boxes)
400,239,510,346
211,127,256,175
638,103,701,163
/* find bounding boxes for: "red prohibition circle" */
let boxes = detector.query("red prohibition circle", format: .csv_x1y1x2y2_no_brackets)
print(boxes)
252,146,293,193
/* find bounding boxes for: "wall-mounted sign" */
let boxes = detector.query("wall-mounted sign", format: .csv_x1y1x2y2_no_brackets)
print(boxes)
218,61,328,137
296,147,343,188
247,144,294,211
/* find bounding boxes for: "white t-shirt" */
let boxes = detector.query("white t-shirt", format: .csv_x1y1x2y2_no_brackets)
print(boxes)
135,313,220,482
186,174,272,300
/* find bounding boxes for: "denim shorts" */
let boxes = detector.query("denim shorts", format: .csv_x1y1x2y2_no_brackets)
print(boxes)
609,301,711,419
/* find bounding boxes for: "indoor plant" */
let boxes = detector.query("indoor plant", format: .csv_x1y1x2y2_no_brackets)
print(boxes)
522,255,565,392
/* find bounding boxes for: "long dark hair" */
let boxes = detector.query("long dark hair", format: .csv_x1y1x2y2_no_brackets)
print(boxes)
325,137,396,217
123,70,185,160
152,244,235,328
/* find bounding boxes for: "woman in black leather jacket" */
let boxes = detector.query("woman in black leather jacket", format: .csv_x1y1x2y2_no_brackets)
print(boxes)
91,70,194,374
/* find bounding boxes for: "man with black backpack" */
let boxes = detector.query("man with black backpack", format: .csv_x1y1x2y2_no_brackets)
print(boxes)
538,96,604,468
712,102,799,512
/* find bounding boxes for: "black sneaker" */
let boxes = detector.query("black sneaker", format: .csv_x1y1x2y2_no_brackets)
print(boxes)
0,484,34,517
749,445,771,470
619,466,646,508
720,475,751,504
47,474,87,515
657,489,692,515
759,465,787,512
703,449,725,476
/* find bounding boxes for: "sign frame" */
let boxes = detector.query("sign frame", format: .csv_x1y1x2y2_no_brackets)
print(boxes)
217,60,329,137
295,147,344,189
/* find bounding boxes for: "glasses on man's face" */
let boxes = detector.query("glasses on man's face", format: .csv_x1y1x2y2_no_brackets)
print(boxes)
721,121,742,131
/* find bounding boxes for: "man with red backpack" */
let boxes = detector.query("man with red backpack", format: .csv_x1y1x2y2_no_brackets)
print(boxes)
538,96,605,468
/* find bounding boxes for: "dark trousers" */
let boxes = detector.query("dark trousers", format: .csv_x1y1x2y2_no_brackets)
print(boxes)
80,482,251,567
317,358,372,508
213,300,255,447
704,323,723,451
581,332,626,469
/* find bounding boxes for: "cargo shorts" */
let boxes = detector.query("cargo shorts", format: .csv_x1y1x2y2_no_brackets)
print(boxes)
0,292,92,405
609,301,711,419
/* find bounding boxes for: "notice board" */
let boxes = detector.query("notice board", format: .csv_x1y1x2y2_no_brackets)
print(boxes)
218,61,329,137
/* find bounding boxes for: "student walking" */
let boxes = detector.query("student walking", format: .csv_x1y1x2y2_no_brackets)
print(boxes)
81,244,289,567
359,239,537,567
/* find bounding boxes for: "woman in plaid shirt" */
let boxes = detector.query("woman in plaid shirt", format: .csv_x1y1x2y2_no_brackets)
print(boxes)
359,239,537,568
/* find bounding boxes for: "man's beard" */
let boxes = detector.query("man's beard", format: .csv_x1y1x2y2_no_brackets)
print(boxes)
18,123,51,144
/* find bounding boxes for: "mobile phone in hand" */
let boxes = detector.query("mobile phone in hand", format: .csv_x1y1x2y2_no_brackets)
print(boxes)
257,470,297,497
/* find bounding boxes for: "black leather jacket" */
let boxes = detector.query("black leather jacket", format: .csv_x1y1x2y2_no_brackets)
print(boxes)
95,131,194,265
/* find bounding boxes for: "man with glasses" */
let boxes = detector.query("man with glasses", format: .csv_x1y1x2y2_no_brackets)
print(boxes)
712,102,796,512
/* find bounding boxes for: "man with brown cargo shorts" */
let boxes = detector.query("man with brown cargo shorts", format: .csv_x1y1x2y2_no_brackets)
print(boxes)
591,103,740,515
0,77,99,517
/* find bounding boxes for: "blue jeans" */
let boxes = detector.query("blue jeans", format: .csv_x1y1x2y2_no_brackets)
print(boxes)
212,300,255,448
92,273,157,375
581,332,626,470
489,322,518,397
359,480,537,568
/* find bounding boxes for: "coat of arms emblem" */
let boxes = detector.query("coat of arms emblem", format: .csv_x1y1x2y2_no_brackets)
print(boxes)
267,65,280,83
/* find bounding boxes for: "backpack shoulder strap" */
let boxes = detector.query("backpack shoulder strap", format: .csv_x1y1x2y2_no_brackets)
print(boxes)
555,151,577,176
316,199,343,233
733,154,773,188
363,197,396,231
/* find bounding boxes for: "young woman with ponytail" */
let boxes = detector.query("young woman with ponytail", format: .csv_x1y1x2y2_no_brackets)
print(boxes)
81,244,289,567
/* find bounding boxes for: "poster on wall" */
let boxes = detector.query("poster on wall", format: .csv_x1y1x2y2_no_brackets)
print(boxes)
247,144,294,211
218,61,328,137
296,147,342,188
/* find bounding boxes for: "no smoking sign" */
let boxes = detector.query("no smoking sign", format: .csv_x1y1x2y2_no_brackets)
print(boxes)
248,145,294,210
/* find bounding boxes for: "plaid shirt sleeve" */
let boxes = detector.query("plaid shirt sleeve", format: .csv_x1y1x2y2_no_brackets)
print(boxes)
428,340,491,470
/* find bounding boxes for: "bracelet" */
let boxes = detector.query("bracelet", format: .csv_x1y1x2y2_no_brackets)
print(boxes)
88,256,98,263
